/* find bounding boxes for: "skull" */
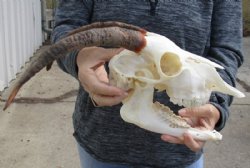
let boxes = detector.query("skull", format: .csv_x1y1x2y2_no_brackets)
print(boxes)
109,32,245,141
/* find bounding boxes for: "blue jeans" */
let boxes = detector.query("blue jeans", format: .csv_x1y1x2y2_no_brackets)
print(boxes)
77,143,204,168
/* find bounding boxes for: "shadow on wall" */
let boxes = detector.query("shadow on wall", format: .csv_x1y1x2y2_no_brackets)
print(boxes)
243,0,250,36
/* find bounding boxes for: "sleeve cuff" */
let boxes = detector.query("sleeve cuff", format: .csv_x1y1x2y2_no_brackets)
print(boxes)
56,50,79,79
209,92,230,131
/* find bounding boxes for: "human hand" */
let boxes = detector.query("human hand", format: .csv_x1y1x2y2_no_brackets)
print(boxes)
161,104,220,152
77,47,128,106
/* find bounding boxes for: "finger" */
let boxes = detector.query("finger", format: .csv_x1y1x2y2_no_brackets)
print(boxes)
199,118,212,129
178,105,212,118
183,133,204,152
181,117,197,126
95,65,109,83
91,80,126,96
91,93,128,106
90,61,105,71
161,135,184,145
80,68,126,97
97,48,124,62
78,47,123,69
102,48,124,58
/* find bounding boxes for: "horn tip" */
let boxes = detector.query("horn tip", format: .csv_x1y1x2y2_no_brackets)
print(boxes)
3,86,20,111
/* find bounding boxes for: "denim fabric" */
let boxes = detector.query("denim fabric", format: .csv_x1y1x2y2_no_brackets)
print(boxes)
77,143,204,168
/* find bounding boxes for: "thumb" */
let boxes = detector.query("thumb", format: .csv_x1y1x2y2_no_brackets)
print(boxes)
178,106,207,118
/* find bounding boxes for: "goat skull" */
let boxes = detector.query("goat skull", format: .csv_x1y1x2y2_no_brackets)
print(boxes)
109,32,245,141
3,21,244,141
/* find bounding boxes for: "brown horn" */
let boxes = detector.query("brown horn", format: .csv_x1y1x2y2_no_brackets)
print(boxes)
3,22,147,110
66,21,147,37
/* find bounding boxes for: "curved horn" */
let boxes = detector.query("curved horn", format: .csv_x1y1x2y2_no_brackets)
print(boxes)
66,21,147,37
3,22,147,110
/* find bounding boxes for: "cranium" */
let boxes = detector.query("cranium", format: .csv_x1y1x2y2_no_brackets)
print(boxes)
109,32,245,141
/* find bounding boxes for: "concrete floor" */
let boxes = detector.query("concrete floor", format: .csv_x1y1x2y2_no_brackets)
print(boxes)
0,38,249,168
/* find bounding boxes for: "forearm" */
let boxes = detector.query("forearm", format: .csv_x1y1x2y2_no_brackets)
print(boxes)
51,0,93,78
207,0,244,131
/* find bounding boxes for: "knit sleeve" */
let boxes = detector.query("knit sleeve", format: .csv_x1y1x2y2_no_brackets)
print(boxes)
207,0,244,131
51,0,93,78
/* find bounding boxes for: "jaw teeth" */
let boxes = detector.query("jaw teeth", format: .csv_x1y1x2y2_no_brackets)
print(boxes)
170,97,206,107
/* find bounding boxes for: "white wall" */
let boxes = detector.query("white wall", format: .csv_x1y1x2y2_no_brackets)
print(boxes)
0,0,43,91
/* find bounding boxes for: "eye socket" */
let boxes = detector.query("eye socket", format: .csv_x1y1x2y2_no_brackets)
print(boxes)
160,52,182,76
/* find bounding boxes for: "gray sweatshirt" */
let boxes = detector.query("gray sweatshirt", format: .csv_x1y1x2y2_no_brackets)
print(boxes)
51,0,243,167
